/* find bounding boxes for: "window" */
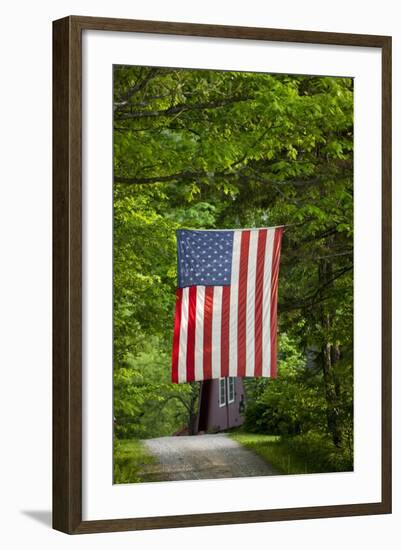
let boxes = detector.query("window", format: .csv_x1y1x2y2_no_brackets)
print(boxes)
228,377,235,403
219,378,226,407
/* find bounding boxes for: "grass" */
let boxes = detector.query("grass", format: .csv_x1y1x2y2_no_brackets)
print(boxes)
114,438,158,484
230,432,353,475
114,432,353,484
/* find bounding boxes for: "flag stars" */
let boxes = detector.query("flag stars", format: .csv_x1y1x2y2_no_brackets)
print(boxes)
177,229,233,287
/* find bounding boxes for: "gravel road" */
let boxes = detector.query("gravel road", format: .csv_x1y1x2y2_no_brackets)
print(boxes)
142,433,277,481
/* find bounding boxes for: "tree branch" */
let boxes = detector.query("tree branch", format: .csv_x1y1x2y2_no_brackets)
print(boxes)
114,95,253,120
114,67,162,109
279,264,353,313
162,394,192,413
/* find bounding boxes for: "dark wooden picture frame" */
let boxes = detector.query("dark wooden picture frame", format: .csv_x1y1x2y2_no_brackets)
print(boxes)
53,15,392,534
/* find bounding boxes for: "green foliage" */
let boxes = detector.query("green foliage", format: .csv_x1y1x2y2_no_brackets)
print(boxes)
243,333,353,464
114,339,198,439
243,334,327,436
231,432,353,475
113,65,354,466
114,438,158,483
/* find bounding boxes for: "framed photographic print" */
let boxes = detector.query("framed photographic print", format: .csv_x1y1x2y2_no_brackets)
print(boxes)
52,16,392,534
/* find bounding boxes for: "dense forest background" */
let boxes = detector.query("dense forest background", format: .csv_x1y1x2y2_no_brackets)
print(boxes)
113,65,354,476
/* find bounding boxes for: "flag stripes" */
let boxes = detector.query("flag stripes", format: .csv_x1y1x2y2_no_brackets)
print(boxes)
186,286,197,382
172,227,283,383
254,229,267,377
237,230,250,377
270,227,283,378
171,287,182,383
229,231,241,377
194,286,205,381
221,285,230,378
262,229,275,377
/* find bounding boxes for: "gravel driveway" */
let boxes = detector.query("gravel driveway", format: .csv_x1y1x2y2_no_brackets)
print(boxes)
142,433,277,481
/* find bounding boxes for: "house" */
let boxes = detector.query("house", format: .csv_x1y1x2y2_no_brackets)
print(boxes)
196,377,245,433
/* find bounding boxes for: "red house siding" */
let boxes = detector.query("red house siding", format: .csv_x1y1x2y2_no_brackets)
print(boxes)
197,378,245,433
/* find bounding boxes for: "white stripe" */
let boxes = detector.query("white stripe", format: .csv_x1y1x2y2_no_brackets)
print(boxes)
230,230,242,287
194,286,205,381
178,287,189,383
229,231,241,376
262,229,275,376
245,230,259,376
211,286,223,379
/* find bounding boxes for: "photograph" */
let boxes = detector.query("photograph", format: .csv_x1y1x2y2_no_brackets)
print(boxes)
0,0,395,545
112,64,354,484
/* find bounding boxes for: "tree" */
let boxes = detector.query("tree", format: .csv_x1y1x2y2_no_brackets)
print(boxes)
112,65,353,451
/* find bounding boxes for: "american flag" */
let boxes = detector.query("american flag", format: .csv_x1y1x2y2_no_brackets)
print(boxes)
171,227,283,383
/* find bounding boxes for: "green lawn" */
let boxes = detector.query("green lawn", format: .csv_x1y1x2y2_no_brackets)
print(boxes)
114,438,158,484
230,432,353,475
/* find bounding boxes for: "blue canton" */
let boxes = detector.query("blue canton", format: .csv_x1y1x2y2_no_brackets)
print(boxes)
177,229,233,288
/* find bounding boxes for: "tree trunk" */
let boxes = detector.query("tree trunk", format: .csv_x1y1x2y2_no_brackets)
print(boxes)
321,332,342,447
319,258,342,447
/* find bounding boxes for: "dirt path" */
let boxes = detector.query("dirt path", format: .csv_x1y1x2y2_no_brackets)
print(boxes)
142,433,277,481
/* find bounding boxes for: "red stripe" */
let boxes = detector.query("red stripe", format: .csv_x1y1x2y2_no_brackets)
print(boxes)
220,285,231,378
171,288,183,383
254,229,267,377
203,286,214,381
185,286,197,382
237,230,250,377
270,228,283,378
